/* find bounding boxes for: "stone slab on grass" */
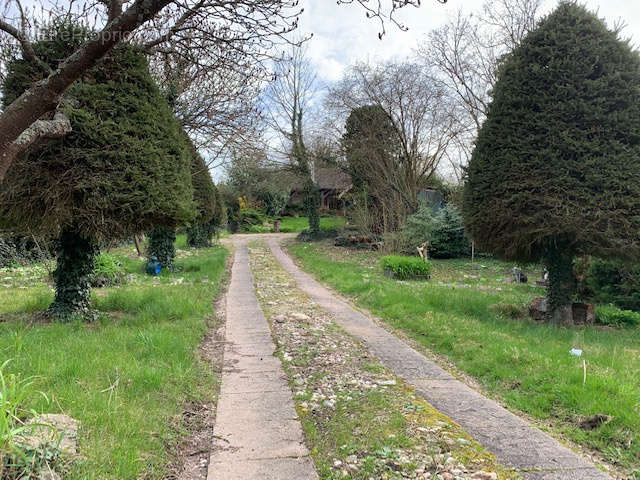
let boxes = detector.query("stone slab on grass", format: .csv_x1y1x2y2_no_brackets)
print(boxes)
207,239,317,480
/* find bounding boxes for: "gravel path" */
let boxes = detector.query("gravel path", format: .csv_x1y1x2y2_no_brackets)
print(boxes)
207,237,317,480
266,237,613,480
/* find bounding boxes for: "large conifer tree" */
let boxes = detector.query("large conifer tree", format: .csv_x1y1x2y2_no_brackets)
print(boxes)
186,142,219,248
342,105,405,233
463,3,640,323
0,23,194,318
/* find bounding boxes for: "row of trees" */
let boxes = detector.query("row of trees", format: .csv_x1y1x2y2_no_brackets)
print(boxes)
0,1,452,319
0,21,224,318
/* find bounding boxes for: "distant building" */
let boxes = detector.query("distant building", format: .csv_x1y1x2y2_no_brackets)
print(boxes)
418,188,445,211
290,162,352,211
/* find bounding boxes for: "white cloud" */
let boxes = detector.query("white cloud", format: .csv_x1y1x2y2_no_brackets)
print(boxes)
298,0,640,83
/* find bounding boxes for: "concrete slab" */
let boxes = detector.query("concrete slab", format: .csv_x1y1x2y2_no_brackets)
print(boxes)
219,369,290,394
523,468,613,480
208,239,317,480
216,391,298,421
212,418,308,461
208,457,317,480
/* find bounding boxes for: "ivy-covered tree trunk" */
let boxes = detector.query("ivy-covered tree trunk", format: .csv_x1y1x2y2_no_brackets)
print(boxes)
304,179,320,236
186,223,212,248
49,228,98,319
545,246,576,324
148,228,176,270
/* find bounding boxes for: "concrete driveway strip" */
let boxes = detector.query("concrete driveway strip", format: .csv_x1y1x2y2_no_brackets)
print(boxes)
267,238,612,480
207,238,318,480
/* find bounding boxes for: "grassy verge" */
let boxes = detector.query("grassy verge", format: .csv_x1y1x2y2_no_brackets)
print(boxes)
249,241,518,480
0,240,228,479
288,241,640,477
278,216,346,233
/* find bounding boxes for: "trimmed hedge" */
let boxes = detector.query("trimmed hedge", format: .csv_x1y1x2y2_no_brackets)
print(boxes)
381,255,432,280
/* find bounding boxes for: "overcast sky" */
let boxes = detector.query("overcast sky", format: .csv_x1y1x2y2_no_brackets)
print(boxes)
298,0,640,85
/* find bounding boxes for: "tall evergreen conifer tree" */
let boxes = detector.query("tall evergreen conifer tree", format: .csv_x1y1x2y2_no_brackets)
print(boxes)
463,3,640,323
0,23,194,318
186,141,219,248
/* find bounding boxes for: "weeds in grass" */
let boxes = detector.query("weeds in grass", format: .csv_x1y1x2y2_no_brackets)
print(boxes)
0,243,228,479
0,360,60,479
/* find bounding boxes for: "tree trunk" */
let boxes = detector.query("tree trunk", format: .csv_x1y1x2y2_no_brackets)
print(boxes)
545,246,576,325
187,223,213,248
148,228,176,270
304,179,320,236
133,234,142,256
49,228,98,319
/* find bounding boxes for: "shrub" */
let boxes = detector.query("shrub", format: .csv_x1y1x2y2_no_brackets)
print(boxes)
404,204,471,259
259,191,289,217
248,225,270,233
237,209,266,231
381,255,432,280
584,259,640,312
595,305,640,327
89,252,125,287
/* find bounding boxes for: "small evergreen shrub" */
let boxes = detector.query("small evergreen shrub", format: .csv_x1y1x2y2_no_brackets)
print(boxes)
90,252,125,287
404,204,471,259
381,255,432,280
237,209,266,231
595,305,640,327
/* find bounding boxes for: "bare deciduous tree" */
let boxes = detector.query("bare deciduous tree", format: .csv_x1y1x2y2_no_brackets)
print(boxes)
420,0,544,176
0,0,448,183
263,44,322,233
328,61,460,225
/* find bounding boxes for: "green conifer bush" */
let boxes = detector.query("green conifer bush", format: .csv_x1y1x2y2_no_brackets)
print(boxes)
463,3,640,323
0,23,194,318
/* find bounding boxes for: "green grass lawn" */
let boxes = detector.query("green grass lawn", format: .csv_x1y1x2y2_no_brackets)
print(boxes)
288,241,640,478
0,239,227,479
277,216,346,233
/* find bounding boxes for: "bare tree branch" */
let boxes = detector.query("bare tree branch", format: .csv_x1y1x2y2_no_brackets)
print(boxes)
338,0,448,39
0,17,51,74
419,0,543,177
0,0,449,183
